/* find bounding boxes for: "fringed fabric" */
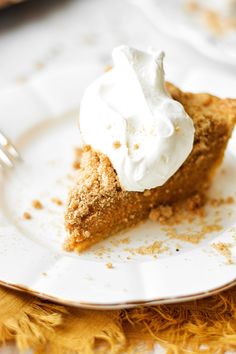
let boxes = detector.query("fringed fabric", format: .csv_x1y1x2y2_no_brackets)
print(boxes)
0,286,236,353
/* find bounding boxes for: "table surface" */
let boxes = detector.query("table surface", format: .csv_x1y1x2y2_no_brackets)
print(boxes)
0,0,236,353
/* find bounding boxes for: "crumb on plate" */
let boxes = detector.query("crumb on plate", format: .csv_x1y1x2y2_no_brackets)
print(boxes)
106,262,113,269
212,242,233,265
32,200,43,209
51,197,63,206
23,212,32,220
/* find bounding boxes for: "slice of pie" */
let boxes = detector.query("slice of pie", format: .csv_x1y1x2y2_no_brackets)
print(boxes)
64,83,236,252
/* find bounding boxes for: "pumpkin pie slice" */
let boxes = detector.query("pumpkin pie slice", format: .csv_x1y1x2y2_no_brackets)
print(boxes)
64,83,236,252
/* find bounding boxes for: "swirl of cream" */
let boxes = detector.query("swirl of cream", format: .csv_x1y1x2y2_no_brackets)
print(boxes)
79,45,195,192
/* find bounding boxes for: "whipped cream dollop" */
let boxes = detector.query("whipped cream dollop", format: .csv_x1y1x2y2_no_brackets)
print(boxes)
79,45,195,192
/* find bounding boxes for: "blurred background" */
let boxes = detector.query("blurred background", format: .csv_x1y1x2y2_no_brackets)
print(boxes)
0,0,236,108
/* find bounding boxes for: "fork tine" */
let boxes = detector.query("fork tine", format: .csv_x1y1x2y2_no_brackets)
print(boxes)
0,148,13,168
0,131,21,161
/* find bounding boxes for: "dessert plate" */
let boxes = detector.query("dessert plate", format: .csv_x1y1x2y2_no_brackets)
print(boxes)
133,0,236,67
0,75,236,310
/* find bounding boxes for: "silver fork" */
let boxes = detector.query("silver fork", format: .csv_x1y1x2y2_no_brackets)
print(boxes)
0,131,21,169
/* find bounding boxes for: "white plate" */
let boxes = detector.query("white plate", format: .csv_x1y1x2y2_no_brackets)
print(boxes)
0,73,236,310
133,0,236,67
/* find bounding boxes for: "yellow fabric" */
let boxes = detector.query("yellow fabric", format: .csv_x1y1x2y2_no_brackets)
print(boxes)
0,285,236,353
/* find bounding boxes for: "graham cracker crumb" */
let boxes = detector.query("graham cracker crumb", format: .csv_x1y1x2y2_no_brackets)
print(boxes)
106,262,113,269
84,231,91,238
149,193,206,226
212,242,233,264
23,212,32,220
166,224,223,244
73,161,81,169
51,197,63,206
32,200,43,209
110,237,130,247
83,145,91,152
113,141,121,149
73,148,83,170
209,196,234,207
134,143,139,149
186,193,205,211
75,147,83,157
149,205,173,222
125,241,168,256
